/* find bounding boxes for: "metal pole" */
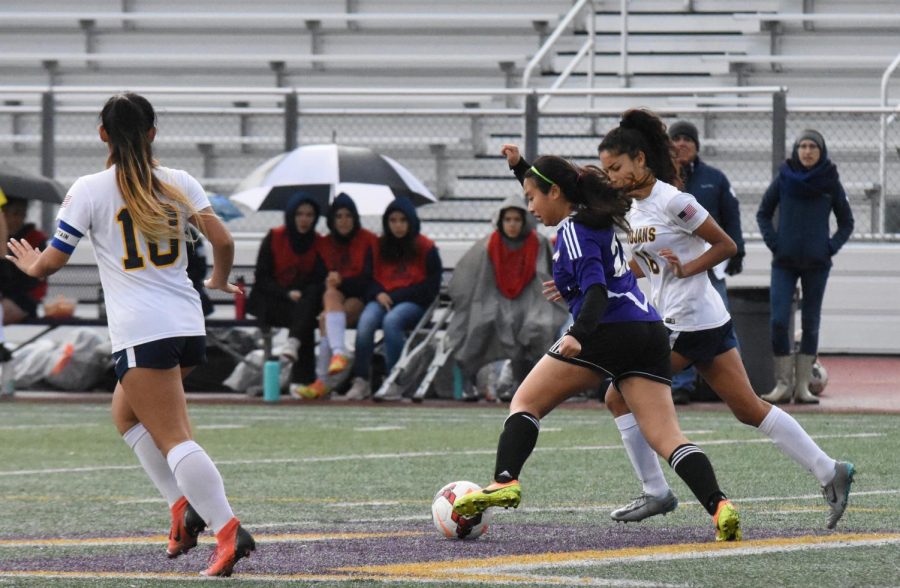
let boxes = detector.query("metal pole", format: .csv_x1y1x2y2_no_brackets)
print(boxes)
40,91,56,234
620,0,629,88
524,92,539,163
771,90,787,178
588,0,596,110
879,52,900,236
284,91,298,152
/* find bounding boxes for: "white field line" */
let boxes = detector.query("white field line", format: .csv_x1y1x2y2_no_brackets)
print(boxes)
354,426,406,432
0,432,883,478
0,423,100,430
194,424,248,430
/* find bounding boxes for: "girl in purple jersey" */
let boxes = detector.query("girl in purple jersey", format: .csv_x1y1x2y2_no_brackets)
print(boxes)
453,148,741,542
597,109,853,531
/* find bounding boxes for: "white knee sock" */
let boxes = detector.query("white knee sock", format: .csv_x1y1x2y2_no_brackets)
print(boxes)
325,311,346,354
758,405,836,485
166,440,235,533
316,337,331,379
122,423,182,508
615,413,670,497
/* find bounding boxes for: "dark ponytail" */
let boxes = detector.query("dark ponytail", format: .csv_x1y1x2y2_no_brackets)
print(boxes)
525,156,631,232
100,92,203,242
597,108,680,187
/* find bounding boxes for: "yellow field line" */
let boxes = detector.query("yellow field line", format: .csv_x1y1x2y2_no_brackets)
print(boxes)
0,530,428,548
1,533,898,586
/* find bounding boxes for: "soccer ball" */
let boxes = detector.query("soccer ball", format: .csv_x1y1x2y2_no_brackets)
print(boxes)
431,481,491,539
809,360,828,396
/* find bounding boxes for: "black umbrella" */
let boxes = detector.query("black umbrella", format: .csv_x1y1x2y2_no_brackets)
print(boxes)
0,163,66,204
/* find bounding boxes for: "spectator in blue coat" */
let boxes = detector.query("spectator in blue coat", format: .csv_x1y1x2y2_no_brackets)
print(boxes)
667,120,744,404
757,129,854,404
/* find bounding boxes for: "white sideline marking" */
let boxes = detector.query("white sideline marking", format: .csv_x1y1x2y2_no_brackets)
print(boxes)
326,501,404,508
354,426,406,432
194,424,247,430
0,423,100,430
0,431,883,477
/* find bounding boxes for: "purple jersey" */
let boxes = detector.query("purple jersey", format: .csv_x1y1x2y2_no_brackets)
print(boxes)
553,218,660,324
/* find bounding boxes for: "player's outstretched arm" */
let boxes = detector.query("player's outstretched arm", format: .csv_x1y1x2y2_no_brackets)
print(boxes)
192,207,238,294
6,237,69,278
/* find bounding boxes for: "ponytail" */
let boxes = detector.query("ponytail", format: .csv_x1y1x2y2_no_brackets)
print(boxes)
100,93,205,242
525,156,631,232
597,108,680,187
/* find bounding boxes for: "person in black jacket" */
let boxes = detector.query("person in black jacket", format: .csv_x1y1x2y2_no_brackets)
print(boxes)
667,121,745,404
757,129,854,404
245,193,326,392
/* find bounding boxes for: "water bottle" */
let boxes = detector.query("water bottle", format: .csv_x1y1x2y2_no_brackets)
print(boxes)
263,360,280,402
234,276,246,320
0,360,14,397
97,287,107,321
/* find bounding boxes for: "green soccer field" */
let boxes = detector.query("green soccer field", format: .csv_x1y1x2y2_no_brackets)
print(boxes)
0,401,897,587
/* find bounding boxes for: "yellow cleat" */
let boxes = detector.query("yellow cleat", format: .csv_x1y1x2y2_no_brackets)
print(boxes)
453,480,521,517
713,500,742,542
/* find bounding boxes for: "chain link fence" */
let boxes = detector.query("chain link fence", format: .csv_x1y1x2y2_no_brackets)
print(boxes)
1,90,899,241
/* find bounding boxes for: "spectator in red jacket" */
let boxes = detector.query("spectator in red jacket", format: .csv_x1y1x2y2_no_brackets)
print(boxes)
342,198,442,400
246,193,326,394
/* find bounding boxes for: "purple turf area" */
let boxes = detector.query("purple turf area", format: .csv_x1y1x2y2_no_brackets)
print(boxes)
0,522,841,576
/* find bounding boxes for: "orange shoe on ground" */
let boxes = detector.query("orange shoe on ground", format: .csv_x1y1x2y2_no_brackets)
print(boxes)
327,353,350,375
200,517,256,577
166,496,207,558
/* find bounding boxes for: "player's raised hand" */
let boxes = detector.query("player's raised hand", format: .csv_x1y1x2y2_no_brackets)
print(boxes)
6,238,42,277
500,144,521,167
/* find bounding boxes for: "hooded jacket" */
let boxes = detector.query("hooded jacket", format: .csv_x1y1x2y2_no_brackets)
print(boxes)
249,193,326,305
447,194,568,377
369,197,442,307
757,136,854,269
681,156,744,258
318,193,377,299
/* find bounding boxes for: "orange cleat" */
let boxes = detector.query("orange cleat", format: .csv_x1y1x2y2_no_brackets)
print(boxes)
166,496,207,558
327,353,350,375
200,517,256,577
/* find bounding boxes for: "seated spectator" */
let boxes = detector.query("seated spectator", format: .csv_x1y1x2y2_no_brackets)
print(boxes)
296,194,378,399
246,193,325,395
1,196,48,324
342,198,441,400
447,194,567,400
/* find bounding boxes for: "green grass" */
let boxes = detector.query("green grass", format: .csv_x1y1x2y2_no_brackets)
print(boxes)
0,401,897,587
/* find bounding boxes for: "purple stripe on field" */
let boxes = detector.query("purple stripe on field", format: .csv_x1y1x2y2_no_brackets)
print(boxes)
0,523,842,576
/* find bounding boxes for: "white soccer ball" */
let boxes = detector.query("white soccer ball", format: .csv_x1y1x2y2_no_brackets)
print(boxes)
431,481,491,540
809,360,828,396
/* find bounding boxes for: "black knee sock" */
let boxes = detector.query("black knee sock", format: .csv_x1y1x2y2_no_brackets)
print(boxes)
668,444,727,515
493,412,540,483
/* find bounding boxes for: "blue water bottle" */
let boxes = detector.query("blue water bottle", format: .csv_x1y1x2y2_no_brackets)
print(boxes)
263,360,280,402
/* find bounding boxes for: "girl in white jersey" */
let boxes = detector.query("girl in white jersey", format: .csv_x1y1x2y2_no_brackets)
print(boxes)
596,109,853,530
453,149,741,543
5,93,255,577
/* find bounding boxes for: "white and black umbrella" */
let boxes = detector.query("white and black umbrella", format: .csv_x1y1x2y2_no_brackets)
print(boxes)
230,144,436,215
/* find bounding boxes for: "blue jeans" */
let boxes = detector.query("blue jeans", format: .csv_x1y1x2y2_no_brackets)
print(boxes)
672,270,733,391
770,265,830,356
352,300,427,379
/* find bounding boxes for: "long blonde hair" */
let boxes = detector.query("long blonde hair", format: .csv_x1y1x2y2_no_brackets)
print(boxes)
100,93,203,241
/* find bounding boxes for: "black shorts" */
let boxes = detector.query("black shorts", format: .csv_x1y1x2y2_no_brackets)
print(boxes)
669,320,737,366
548,320,671,386
112,336,207,381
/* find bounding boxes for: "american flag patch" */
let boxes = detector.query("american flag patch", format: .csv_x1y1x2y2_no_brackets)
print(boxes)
677,203,697,221
61,193,73,208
